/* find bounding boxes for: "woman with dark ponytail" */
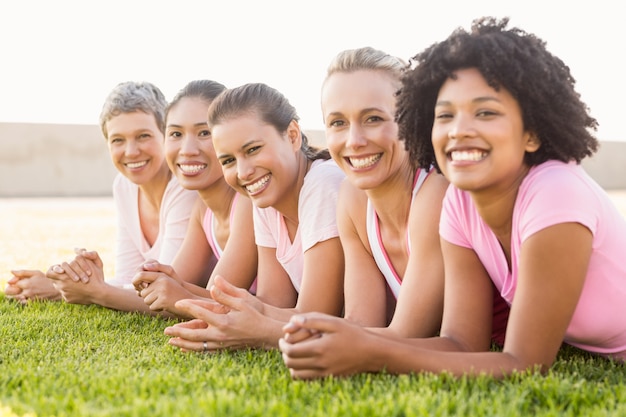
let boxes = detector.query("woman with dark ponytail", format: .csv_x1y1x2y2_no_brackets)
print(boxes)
165,83,346,351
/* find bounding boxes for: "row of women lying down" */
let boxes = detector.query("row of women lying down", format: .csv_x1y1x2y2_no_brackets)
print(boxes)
5,17,626,380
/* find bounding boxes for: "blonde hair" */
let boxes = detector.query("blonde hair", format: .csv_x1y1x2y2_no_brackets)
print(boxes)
324,46,407,86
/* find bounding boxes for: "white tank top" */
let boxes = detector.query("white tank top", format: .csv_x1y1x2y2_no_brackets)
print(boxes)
365,167,431,299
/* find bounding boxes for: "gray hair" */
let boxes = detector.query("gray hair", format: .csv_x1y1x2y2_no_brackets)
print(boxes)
99,81,167,139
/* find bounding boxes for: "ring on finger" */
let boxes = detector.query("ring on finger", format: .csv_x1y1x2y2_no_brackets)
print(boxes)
203,341,208,352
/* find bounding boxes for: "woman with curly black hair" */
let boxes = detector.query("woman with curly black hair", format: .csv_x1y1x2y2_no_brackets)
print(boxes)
280,17,626,379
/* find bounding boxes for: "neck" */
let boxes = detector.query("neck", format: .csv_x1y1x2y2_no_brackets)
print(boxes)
275,152,312,226
138,162,171,210
471,165,531,236
198,178,237,222
366,161,415,232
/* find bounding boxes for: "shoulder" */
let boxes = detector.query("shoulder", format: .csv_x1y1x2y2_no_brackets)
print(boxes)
339,177,367,201
439,182,478,236
305,159,346,186
233,192,254,220
338,178,367,215
234,191,253,207
163,176,198,205
516,161,613,237
253,203,276,223
524,160,582,186
442,181,472,212
164,175,190,196
415,169,449,205
301,159,345,197
191,197,209,222
410,170,450,224
112,173,134,193
112,173,137,207
519,161,596,208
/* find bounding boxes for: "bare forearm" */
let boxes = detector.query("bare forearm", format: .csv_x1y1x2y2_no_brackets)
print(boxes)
97,285,166,316
367,335,528,377
261,303,298,323
183,281,212,298
255,317,289,349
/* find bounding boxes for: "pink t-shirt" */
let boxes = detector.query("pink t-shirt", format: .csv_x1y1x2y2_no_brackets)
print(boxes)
440,160,626,358
109,173,197,286
253,158,345,292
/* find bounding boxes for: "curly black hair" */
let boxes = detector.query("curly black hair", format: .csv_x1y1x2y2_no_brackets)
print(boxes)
396,16,599,172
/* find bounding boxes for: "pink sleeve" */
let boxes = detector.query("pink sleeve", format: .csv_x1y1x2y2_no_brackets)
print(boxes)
516,164,599,242
110,174,144,286
299,160,345,252
109,175,196,286
253,206,277,248
156,180,197,264
439,184,473,248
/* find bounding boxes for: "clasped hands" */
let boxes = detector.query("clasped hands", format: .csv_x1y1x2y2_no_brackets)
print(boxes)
131,260,198,317
43,248,105,304
160,275,272,353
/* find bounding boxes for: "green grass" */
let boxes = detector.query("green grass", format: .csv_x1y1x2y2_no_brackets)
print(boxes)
0,296,625,417
2,197,626,417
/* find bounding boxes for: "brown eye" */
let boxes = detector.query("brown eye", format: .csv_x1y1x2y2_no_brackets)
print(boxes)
246,146,261,154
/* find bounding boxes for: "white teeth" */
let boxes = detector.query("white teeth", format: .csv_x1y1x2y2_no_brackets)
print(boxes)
126,161,148,169
179,164,206,174
245,174,270,194
450,150,487,162
349,153,381,169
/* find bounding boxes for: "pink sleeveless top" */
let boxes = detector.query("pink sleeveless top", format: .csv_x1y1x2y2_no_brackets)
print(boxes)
202,193,257,294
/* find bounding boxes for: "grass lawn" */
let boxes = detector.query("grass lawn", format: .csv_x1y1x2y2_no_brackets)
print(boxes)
1,196,625,417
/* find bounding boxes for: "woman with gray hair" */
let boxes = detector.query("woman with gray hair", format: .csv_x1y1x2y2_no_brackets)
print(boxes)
7,81,197,312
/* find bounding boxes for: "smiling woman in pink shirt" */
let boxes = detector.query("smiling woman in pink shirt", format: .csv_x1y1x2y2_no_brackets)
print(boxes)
280,17,626,379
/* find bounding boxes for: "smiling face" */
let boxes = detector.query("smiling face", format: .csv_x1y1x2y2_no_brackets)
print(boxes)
212,113,301,209
431,68,540,195
105,110,167,185
322,70,408,191
164,96,223,191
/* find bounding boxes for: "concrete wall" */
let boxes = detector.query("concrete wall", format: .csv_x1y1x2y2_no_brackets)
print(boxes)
0,122,624,197
579,140,626,190
0,123,117,197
